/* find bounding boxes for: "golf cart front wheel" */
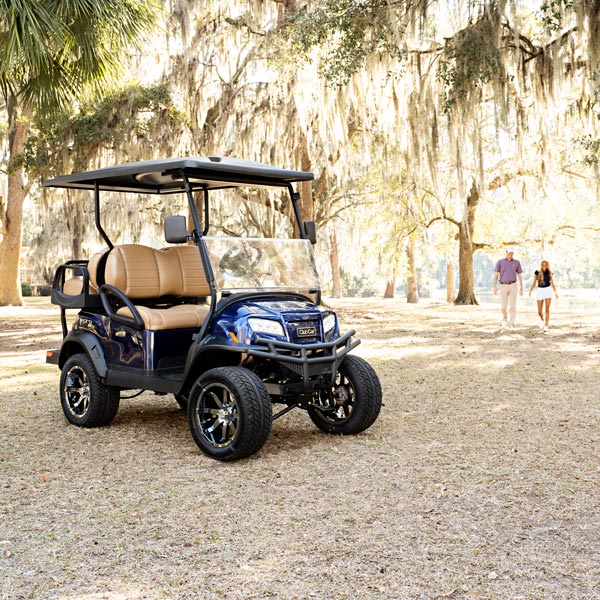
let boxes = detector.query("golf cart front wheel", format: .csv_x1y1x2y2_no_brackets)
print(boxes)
308,354,382,435
187,367,272,461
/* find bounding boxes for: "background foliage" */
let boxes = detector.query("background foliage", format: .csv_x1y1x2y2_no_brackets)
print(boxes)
5,0,600,298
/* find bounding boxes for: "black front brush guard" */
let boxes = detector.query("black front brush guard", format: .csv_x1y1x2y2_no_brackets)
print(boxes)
248,329,360,387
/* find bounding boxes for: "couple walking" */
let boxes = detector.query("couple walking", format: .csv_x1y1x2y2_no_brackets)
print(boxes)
492,248,558,332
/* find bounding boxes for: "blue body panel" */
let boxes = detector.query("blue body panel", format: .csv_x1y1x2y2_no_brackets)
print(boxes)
211,297,337,346
74,311,196,373
143,328,196,371
68,297,338,387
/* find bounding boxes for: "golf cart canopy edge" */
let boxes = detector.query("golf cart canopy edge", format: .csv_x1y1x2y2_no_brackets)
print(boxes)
42,156,315,193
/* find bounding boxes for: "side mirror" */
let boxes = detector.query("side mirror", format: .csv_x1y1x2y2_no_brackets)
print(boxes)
305,220,317,245
164,215,190,244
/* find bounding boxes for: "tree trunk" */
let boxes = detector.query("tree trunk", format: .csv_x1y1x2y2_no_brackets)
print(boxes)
384,277,395,298
454,180,479,305
406,237,418,303
416,267,425,297
297,130,314,223
455,224,478,304
0,102,30,306
66,189,85,259
329,229,342,298
446,259,455,303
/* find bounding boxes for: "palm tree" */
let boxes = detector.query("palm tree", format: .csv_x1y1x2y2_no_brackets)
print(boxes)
0,0,156,305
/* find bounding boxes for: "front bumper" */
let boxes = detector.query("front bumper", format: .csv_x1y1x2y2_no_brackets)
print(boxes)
248,329,360,386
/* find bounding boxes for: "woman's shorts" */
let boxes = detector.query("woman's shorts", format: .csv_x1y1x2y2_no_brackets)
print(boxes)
536,286,553,300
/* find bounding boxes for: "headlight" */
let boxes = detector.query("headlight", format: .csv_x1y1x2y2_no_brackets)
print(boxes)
247,317,286,337
322,313,336,334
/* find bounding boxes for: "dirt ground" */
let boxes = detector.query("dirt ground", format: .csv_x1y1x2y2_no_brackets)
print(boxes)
1,296,600,600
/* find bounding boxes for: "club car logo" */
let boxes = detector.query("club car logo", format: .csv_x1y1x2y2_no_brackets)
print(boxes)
297,326,317,337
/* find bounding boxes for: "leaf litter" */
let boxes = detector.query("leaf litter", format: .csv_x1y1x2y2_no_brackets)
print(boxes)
1,297,600,599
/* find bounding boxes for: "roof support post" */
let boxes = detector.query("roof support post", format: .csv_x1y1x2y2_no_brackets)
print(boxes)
182,171,203,239
287,183,307,239
202,187,210,236
181,171,217,319
94,181,113,249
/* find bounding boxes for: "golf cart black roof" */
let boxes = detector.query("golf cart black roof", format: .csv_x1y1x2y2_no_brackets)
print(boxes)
43,157,314,193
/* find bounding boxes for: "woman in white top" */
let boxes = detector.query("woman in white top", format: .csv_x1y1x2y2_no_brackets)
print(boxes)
528,260,558,332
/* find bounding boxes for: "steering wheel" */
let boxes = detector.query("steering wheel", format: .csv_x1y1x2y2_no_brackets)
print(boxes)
219,243,263,277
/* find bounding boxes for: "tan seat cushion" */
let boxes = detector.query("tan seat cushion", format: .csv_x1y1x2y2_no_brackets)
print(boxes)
105,244,162,298
160,246,210,297
117,303,210,331
105,244,210,298
62,249,108,296
88,248,110,289
63,278,85,296
63,278,99,296
103,243,211,330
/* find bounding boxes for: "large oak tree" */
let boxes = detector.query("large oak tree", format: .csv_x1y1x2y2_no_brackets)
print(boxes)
0,0,155,305
287,0,600,303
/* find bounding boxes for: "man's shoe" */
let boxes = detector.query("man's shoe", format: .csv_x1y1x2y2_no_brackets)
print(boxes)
508,325,516,331
538,319,545,330
501,320,507,329
544,325,549,333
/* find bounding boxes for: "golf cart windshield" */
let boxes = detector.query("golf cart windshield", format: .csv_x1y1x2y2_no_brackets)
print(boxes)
205,237,320,295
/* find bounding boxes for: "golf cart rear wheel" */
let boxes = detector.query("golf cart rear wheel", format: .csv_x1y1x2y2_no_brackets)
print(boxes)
187,367,272,461
308,354,382,435
60,353,120,427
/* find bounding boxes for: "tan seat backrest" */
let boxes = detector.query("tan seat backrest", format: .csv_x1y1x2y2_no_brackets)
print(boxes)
104,244,209,299
61,249,109,295
88,248,110,289
159,246,210,297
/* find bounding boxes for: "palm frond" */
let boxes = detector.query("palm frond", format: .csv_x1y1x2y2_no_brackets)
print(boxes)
0,0,158,115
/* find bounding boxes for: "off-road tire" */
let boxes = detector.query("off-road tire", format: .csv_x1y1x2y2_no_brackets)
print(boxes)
187,367,272,461
308,354,382,435
60,353,120,427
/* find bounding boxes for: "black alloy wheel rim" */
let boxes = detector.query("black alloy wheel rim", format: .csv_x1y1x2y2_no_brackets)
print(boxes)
64,365,90,417
195,383,240,448
317,372,355,424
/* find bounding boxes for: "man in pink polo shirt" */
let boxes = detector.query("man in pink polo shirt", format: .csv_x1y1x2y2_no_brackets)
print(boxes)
492,247,523,330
